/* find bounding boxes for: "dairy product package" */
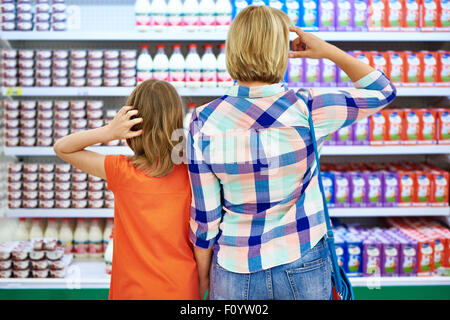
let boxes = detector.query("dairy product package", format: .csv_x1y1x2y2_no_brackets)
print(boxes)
388,51,406,83
404,0,421,30
334,171,351,208
300,0,319,30
323,131,337,145
369,111,387,145
363,238,382,276
335,0,355,31
354,0,369,30
381,170,399,207
287,57,304,87
419,51,439,86
319,0,336,30
438,51,450,85
398,169,416,206
351,117,370,145
428,167,449,206
371,51,391,78
385,0,405,31
421,0,440,31
232,0,249,19
349,171,368,207
381,236,400,276
336,52,353,86
402,108,420,144
336,124,353,145
437,108,450,144
415,170,433,205
403,51,422,86
345,235,363,276
384,109,404,144
417,237,435,275
418,108,437,144
440,0,450,30
320,58,337,86
397,236,418,276
321,170,335,207
368,0,387,30
303,58,321,87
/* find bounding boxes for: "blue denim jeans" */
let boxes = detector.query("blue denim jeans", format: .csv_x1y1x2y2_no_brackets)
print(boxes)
210,237,332,300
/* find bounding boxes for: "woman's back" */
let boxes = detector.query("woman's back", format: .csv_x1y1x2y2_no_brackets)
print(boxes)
106,155,198,300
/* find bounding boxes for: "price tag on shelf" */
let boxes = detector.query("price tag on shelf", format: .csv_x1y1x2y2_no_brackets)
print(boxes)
3,87,22,97
66,5,81,31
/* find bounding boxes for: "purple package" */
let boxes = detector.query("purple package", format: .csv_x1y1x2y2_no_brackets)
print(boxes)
334,171,351,208
351,117,370,145
381,236,400,277
335,0,355,31
363,237,382,277
366,171,384,207
319,0,336,31
337,52,353,87
304,58,321,87
287,58,304,87
324,131,337,146
321,58,338,87
336,125,353,145
398,237,418,277
353,0,369,31
381,171,399,207
349,171,368,207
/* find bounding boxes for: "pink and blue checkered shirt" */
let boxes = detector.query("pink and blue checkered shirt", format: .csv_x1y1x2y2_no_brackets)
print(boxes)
187,70,396,273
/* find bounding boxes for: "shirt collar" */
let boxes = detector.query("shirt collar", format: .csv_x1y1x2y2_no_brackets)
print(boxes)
225,83,288,98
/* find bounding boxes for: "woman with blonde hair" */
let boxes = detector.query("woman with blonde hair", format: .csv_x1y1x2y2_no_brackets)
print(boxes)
188,5,396,300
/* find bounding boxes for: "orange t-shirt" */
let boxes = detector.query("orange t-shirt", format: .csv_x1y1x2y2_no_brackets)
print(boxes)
105,155,199,300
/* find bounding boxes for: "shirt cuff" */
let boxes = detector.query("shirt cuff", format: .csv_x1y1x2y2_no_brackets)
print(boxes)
189,228,217,249
353,70,388,89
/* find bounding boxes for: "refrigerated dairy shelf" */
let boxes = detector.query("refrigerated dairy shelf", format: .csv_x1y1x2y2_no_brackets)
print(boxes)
0,260,449,289
6,207,449,218
4,145,450,157
2,86,449,97
3,31,450,42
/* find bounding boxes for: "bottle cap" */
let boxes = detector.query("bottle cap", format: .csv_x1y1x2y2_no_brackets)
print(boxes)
203,44,213,50
78,217,85,221
61,217,69,221
188,44,197,49
32,218,40,221
218,43,226,49
19,217,26,221
140,44,150,50
156,44,165,50
172,44,182,49
48,218,56,221
187,103,196,109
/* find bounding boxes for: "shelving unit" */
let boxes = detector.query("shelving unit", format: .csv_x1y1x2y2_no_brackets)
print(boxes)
1,0,449,301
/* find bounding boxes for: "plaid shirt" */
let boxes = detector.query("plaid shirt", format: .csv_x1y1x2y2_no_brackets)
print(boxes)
187,70,396,273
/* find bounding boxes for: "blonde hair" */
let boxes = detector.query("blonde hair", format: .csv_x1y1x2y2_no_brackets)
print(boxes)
125,80,183,177
226,5,290,83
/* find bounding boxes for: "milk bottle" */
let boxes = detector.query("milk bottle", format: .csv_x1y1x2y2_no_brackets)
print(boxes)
286,0,300,26
370,0,385,29
183,0,200,32
319,0,335,30
137,44,153,83
44,218,59,239
233,0,249,18
135,0,151,32
405,0,420,28
150,0,168,31
88,218,103,258
153,44,169,81
102,218,114,254
169,44,186,88
199,0,216,31
30,218,44,240
104,228,113,275
184,103,196,131
167,0,183,30
216,0,232,31
217,43,234,88
74,218,89,258
423,0,438,27
185,44,202,88
201,44,217,87
15,218,29,241
354,0,368,29
59,218,74,254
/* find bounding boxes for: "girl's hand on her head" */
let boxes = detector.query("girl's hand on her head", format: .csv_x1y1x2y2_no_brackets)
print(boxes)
288,26,335,60
107,106,144,141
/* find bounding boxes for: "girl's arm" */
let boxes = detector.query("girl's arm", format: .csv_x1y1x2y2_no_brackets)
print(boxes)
193,247,213,300
53,106,143,179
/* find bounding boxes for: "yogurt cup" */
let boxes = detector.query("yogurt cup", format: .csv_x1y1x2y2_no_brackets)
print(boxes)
36,22,51,31
121,59,137,69
29,251,46,261
55,163,71,173
6,119,20,128
52,3,66,13
71,50,87,60
38,163,55,173
104,59,119,69
50,269,66,278
88,50,104,60
88,119,104,129
52,22,67,31
71,119,87,129
17,3,32,13
8,172,22,182
2,59,17,68
53,78,69,87
55,173,71,182
53,50,69,60
88,191,104,200
38,100,53,110
52,12,67,22
39,182,54,191
72,172,88,182
21,128,36,138
19,68,34,78
70,78,86,87
18,59,34,69
8,191,22,200
6,129,20,138
121,77,136,87
120,50,137,60
55,183,71,193
105,50,120,60
88,59,104,69
104,78,119,87
32,269,49,278
39,199,55,208
55,191,71,201
1,49,16,59
104,69,120,78
13,269,30,278
1,22,15,31
13,260,30,270
38,110,53,119
36,59,52,69
87,100,103,110
17,13,33,22
23,172,39,181
19,77,35,87
36,50,52,60
23,182,39,192
36,12,51,21
72,199,88,208
5,100,20,109
53,59,69,69
54,129,70,139
39,173,54,182
40,191,55,200
2,78,18,86
37,137,53,146
105,200,115,208
1,12,15,22
20,110,37,119
89,200,104,208
55,200,71,209
55,100,70,110
36,4,51,13
36,68,52,78
21,119,36,129
87,109,103,119
8,182,22,191
87,78,103,87
54,119,70,129
70,69,86,78
120,69,136,77
72,182,88,191
21,100,37,110
6,110,20,119
55,110,70,119
23,191,39,200
6,138,20,147
18,50,34,60
0,260,12,270
87,69,102,78
2,68,17,77
8,200,22,208
38,119,53,129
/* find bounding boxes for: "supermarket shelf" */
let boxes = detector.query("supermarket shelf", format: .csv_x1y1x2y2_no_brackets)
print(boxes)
7,207,449,218
4,145,450,157
0,260,449,289
2,31,450,42
2,86,450,97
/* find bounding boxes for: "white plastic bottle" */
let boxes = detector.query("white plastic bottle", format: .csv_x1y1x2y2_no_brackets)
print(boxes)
215,0,232,31
201,44,217,87
137,44,153,84
169,44,186,88
135,0,151,32
184,103,196,131
104,228,114,275
15,218,29,241
167,0,183,30
29,218,44,240
88,218,104,258
102,218,114,255
199,0,216,31
44,218,59,239
153,44,170,81
73,218,89,259
185,44,202,88
183,0,200,32
59,218,74,254
217,43,234,88
150,0,168,32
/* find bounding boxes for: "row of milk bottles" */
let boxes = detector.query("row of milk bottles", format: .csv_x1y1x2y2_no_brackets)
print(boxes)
14,217,114,259
137,43,234,88
135,0,232,32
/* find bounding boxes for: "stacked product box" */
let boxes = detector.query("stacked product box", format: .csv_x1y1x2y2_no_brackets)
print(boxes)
0,0,67,31
8,162,114,209
0,48,137,87
321,162,449,208
0,239,73,279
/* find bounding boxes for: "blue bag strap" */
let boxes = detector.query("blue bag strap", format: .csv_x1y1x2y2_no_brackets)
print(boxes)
304,93,343,294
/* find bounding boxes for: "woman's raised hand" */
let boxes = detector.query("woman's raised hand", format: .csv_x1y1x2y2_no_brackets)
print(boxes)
288,26,335,60
107,106,144,140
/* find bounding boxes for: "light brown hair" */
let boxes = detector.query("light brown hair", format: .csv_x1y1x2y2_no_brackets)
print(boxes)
126,79,183,177
226,5,291,83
